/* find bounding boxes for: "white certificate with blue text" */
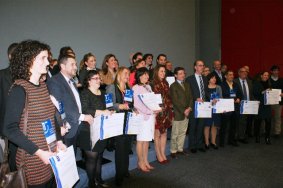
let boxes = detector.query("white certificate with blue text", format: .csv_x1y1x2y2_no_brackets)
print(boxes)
213,98,234,113
49,145,79,188
240,100,260,115
125,112,143,135
264,89,281,105
194,101,212,118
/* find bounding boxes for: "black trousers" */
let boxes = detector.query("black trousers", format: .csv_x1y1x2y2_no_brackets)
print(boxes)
114,135,131,183
220,112,239,145
254,118,271,138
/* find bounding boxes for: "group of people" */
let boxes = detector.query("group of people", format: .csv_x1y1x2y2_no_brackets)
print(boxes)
0,40,282,188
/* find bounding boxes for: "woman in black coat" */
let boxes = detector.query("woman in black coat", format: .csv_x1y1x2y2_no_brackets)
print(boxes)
253,71,272,144
79,70,113,187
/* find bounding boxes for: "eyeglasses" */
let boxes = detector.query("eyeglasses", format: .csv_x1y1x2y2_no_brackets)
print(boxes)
90,77,101,81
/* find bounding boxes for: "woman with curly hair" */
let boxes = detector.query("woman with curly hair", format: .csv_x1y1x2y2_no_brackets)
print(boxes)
152,65,173,164
3,40,66,187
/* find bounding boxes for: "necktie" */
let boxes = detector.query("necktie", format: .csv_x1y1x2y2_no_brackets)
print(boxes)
242,80,247,100
69,78,78,91
180,82,185,90
199,76,205,99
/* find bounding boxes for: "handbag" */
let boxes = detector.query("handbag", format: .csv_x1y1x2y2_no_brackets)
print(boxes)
0,95,29,188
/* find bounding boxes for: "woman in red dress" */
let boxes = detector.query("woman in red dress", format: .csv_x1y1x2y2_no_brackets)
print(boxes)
152,65,174,163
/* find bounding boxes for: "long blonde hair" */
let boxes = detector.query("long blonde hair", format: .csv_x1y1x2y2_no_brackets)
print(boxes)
114,66,130,88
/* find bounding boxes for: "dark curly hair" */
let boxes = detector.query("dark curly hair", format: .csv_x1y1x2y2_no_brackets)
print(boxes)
10,40,50,81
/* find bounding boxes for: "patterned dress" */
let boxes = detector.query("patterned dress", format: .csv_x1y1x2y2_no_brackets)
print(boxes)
152,79,174,133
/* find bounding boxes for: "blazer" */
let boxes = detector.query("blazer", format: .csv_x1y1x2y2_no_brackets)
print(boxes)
211,70,225,85
221,81,243,112
234,77,254,100
0,67,12,136
185,74,208,102
170,81,193,121
47,72,81,138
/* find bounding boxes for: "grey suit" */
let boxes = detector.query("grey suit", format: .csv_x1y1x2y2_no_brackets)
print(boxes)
186,74,208,150
47,72,81,147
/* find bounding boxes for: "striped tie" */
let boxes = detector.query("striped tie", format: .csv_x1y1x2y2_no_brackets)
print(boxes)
199,75,205,99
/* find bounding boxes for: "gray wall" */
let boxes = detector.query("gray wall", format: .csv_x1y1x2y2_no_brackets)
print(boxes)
195,0,221,69
0,0,196,74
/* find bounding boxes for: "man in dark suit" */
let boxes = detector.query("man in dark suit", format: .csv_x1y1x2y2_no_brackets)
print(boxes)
47,55,93,149
186,60,208,153
170,67,193,158
0,43,18,136
211,60,225,85
235,67,254,143
0,42,18,170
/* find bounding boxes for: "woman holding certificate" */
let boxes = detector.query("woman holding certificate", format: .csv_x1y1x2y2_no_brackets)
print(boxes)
204,73,223,149
253,71,272,144
152,65,173,163
3,40,66,187
133,67,160,172
106,67,132,186
79,70,112,187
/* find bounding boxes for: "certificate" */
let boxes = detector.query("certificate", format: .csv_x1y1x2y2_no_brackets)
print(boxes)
100,113,125,139
194,101,212,118
240,100,260,115
213,98,234,113
138,93,162,111
49,146,79,188
264,89,281,105
42,119,57,152
125,112,143,135
90,116,101,148
166,76,175,87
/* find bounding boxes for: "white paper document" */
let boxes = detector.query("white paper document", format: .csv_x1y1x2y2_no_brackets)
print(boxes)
90,113,125,147
138,93,162,111
264,89,281,105
49,146,79,188
166,76,175,87
194,101,212,118
213,98,235,113
240,100,260,115
125,112,144,135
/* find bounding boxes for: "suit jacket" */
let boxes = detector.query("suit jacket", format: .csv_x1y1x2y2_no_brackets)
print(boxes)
47,72,81,138
170,81,193,121
185,74,208,102
234,78,254,100
0,67,12,136
211,70,225,85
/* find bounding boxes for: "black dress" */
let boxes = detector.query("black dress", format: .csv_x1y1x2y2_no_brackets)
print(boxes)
78,89,107,153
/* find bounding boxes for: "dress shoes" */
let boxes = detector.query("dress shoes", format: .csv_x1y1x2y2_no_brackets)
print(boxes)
228,141,239,147
198,148,206,152
211,144,218,150
170,152,178,159
177,150,189,156
205,144,210,150
190,149,197,153
255,136,260,143
238,139,249,144
95,180,110,188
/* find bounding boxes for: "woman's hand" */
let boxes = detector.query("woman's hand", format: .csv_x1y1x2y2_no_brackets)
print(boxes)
119,104,129,110
153,109,162,114
211,99,218,105
56,141,67,152
61,126,68,136
235,98,240,103
35,149,55,165
103,110,114,116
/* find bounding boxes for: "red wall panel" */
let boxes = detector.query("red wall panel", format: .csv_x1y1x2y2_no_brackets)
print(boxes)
222,0,283,77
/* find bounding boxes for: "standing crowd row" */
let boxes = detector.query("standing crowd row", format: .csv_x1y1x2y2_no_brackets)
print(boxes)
0,40,282,188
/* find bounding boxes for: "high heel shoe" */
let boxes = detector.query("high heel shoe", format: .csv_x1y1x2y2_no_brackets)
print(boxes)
211,144,218,150
146,165,155,170
156,156,166,164
137,164,150,172
265,137,271,145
